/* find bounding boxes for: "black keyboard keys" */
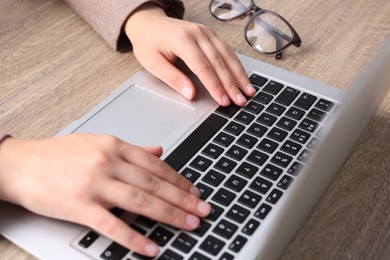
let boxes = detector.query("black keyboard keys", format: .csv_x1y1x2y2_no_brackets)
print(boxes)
275,87,300,106
172,233,198,253
294,93,317,110
199,235,225,256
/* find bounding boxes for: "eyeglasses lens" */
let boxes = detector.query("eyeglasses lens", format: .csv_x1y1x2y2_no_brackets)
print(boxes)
245,12,294,54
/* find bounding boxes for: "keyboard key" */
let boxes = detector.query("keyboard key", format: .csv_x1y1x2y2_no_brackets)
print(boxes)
78,231,99,248
202,170,226,187
267,127,288,142
250,176,272,194
257,112,277,126
277,175,294,190
213,219,238,239
276,116,297,131
257,138,279,154
238,190,262,208
158,249,184,260
298,118,319,133
281,140,302,156
207,203,224,221
180,168,201,183
275,86,300,106
294,93,317,110
260,164,283,181
214,157,237,173
255,203,272,219
287,161,304,176
133,252,153,260
236,161,258,179
263,80,284,95
100,242,129,260
244,101,264,114
224,121,245,136
249,74,268,87
271,152,293,168
212,188,236,206
234,111,255,125
135,215,156,229
254,91,273,104
266,102,286,116
297,149,312,162
192,219,211,237
247,122,267,137
224,174,248,192
242,219,260,235
196,182,214,200
226,145,248,161
189,251,211,260
315,98,334,111
200,235,225,256
290,129,311,144
215,104,240,118
266,189,284,204
219,252,234,260
228,235,247,253
285,106,305,120
237,133,258,149
190,155,212,172
202,143,224,159
149,226,174,246
172,233,198,253
164,113,227,171
213,132,235,147
226,204,250,223
307,137,320,149
247,150,269,166
307,108,327,122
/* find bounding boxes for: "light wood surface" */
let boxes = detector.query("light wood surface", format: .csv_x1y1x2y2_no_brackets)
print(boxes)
1,0,389,259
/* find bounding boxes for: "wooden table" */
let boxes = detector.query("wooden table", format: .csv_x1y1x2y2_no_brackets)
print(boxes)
1,0,389,259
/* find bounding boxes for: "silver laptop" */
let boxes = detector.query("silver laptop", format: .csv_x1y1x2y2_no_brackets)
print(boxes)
1,36,389,260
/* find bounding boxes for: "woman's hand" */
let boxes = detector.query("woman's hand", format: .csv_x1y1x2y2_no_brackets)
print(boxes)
0,134,210,257
125,3,256,107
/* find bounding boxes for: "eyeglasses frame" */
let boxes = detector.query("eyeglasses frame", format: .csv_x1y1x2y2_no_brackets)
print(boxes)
209,0,302,59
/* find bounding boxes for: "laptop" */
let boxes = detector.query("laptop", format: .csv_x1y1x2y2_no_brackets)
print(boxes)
1,36,389,260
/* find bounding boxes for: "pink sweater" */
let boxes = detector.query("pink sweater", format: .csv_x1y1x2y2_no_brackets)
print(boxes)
64,0,184,51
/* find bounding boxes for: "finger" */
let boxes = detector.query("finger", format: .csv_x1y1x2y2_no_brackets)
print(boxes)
207,31,256,97
102,181,209,230
142,146,163,157
170,35,232,106
120,144,198,195
85,205,159,257
144,52,197,101
112,162,208,215
195,35,248,106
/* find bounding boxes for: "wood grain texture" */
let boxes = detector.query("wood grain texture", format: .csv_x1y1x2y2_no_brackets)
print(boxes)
1,0,389,259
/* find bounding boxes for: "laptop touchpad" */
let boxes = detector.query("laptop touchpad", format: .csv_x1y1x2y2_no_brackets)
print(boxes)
73,85,194,146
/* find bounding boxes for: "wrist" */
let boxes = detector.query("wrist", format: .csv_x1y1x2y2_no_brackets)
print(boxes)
125,2,167,41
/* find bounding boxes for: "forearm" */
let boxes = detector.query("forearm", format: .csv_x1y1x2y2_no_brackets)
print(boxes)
64,0,184,51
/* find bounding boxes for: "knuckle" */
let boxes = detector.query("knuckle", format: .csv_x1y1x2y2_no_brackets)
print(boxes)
167,73,184,89
182,194,198,210
145,175,162,193
96,216,118,236
212,56,226,70
132,188,150,208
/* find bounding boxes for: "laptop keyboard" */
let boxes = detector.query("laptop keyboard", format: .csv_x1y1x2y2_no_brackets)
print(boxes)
72,73,336,260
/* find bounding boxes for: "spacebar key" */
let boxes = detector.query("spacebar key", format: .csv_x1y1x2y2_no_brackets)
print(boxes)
164,113,228,171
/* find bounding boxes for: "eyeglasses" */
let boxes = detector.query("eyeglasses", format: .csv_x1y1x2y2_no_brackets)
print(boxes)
209,0,302,59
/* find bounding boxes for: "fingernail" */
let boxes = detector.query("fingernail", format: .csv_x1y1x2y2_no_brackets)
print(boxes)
197,201,211,215
221,94,230,106
236,93,247,103
189,186,201,197
181,85,193,99
186,214,200,228
144,243,159,256
246,83,256,94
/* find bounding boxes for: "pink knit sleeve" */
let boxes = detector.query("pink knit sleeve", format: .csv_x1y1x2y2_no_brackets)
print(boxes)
64,0,184,51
